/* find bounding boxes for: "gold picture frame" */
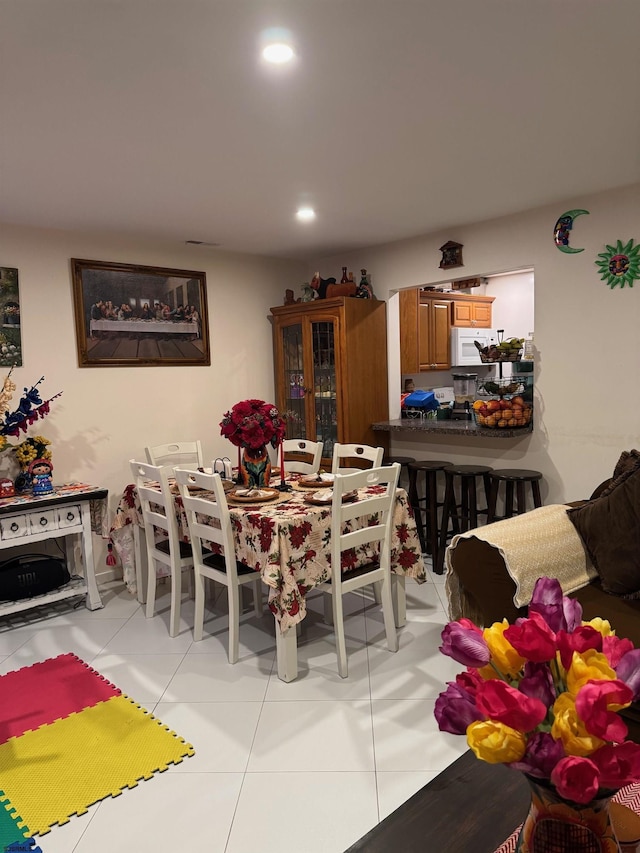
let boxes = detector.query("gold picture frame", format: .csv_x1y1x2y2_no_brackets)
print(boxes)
71,258,210,368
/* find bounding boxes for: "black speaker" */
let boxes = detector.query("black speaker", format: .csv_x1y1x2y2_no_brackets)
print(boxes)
0,553,71,601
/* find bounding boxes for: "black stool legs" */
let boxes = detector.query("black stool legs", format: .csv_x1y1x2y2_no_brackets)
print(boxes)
436,465,493,574
486,469,543,523
407,461,452,572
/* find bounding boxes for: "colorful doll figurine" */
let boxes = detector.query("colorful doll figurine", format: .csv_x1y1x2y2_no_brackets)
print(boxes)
28,458,54,496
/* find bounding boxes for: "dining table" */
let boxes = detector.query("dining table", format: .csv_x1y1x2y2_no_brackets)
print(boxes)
109,472,426,681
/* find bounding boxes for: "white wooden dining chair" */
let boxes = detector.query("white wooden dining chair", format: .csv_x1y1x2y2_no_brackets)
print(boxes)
174,467,263,663
144,441,204,469
316,463,400,678
282,438,323,474
331,442,384,474
130,459,194,638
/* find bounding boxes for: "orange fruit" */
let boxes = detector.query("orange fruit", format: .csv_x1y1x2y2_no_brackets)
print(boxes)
498,418,508,428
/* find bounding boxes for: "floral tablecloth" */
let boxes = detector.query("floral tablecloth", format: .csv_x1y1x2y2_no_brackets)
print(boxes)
110,478,425,631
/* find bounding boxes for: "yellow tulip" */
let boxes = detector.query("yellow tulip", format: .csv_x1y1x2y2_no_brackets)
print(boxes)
583,617,614,638
551,692,605,756
467,720,527,764
482,620,525,676
566,649,616,695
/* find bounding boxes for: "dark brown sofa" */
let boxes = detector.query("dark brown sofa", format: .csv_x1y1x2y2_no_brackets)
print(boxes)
446,464,640,741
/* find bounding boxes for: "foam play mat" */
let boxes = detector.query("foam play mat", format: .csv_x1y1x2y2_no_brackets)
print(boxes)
0,653,194,838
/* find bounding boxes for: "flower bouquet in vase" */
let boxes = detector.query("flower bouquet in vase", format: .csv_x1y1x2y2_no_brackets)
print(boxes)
219,399,286,487
435,577,640,852
0,369,62,493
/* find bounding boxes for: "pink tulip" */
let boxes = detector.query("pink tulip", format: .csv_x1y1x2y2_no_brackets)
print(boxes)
575,679,632,742
504,612,556,662
603,635,634,669
557,625,603,670
475,679,547,731
591,741,640,788
551,755,600,803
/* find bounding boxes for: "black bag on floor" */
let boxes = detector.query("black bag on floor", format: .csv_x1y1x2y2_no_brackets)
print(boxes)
0,553,71,601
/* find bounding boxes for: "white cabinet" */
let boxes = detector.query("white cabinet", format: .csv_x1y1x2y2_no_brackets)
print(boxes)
0,492,105,616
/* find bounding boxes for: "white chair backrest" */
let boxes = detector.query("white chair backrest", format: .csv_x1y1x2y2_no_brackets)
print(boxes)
173,467,236,572
282,438,323,474
129,459,181,551
145,441,204,469
331,443,384,475
330,464,400,591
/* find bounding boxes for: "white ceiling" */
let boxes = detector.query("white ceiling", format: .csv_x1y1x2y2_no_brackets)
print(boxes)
2,0,640,260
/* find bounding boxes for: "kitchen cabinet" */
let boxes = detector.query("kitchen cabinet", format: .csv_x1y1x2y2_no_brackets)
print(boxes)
450,295,494,328
400,289,452,372
271,297,389,464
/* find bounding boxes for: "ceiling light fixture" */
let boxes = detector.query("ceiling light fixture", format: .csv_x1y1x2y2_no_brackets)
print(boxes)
296,207,316,222
263,42,294,64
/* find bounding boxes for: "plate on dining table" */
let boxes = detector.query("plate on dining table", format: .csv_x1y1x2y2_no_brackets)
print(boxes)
303,489,358,506
297,473,336,489
227,487,281,504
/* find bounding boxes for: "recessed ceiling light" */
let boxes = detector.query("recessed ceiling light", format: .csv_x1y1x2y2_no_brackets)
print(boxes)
296,207,316,222
262,42,294,64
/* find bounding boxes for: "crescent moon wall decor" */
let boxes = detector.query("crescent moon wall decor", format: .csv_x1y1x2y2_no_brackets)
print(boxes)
595,239,640,289
553,209,590,253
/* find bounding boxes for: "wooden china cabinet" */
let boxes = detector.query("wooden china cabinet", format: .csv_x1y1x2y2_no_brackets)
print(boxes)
270,297,389,466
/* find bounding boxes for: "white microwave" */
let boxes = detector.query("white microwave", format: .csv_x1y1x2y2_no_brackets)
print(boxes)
450,327,498,366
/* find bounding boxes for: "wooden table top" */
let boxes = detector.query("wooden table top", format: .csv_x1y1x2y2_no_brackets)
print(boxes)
346,750,530,853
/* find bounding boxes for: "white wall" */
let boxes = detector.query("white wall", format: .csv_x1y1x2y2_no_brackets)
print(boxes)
307,182,640,504
0,223,304,567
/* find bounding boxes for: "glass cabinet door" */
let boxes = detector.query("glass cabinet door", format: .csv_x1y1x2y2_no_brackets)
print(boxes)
281,323,307,439
310,320,338,458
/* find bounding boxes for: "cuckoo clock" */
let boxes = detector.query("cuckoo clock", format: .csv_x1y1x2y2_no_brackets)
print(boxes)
439,241,464,270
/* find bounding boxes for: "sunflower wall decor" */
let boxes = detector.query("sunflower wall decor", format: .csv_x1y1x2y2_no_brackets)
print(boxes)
595,238,640,288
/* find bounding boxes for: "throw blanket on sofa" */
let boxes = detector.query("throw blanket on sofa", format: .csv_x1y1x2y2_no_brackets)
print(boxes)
445,503,597,622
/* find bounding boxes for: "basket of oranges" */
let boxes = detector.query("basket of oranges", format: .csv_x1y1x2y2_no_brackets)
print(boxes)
472,395,533,429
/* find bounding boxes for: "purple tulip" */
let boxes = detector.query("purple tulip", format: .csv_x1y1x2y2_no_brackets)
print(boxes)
528,576,582,633
519,661,556,709
617,648,640,700
439,621,490,668
509,732,565,778
434,682,484,735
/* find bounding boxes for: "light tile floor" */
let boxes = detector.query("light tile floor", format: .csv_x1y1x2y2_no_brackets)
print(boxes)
0,565,467,853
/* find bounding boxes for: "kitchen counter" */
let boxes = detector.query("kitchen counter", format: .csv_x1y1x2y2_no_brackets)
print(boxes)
372,418,533,439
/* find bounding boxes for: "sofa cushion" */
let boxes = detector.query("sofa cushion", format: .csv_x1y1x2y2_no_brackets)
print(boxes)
613,448,640,481
567,466,640,598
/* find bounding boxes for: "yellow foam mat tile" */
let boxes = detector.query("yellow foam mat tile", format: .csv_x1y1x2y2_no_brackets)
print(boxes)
0,694,194,836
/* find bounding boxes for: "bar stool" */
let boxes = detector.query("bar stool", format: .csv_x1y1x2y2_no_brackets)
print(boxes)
436,464,493,574
486,469,543,523
408,461,453,570
385,455,416,490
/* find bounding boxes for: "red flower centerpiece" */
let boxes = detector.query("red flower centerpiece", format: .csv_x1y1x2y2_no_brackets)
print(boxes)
435,577,640,852
220,399,286,487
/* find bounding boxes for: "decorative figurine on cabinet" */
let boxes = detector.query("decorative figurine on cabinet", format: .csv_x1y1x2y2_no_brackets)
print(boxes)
284,288,300,305
300,282,316,302
309,271,357,299
439,240,464,270
29,458,54,496
356,268,373,298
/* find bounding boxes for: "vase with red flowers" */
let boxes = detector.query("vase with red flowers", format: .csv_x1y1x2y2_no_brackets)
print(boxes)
219,399,286,488
435,577,640,853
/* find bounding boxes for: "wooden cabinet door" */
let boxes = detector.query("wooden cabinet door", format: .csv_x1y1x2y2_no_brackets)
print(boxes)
431,300,452,368
418,297,451,370
451,298,493,328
